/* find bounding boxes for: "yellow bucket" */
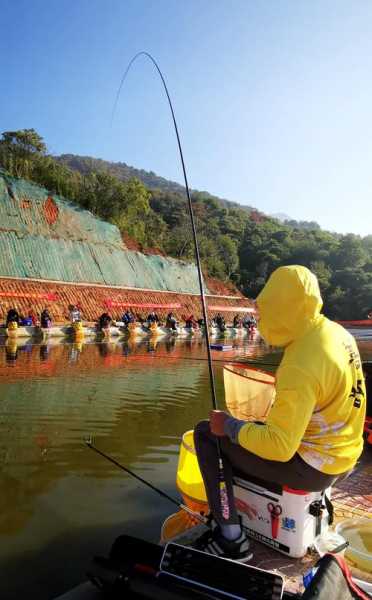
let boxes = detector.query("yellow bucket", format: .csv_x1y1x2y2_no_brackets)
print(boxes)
73,321,84,341
176,430,208,504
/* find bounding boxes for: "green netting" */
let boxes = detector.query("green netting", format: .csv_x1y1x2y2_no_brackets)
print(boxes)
0,172,122,246
0,171,206,293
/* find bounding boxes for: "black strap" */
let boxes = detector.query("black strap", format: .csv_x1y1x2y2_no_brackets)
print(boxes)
309,500,323,535
323,492,334,526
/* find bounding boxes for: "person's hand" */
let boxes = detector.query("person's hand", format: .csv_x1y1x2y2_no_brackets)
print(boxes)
210,410,229,436
235,498,258,520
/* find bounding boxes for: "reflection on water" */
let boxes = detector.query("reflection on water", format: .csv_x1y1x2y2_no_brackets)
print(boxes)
0,334,273,599
0,333,370,599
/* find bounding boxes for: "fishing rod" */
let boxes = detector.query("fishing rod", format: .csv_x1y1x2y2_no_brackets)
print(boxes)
84,438,208,525
111,51,232,519
112,52,217,408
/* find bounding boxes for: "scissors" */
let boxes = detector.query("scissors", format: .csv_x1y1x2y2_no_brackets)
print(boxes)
267,502,282,539
267,502,282,517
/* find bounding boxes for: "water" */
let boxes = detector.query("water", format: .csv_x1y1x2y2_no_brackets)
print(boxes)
0,335,274,599
0,333,371,599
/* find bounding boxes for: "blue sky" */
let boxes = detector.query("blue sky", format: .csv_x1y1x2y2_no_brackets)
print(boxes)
1,0,372,236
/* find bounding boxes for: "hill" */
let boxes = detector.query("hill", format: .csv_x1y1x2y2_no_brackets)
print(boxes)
1,129,372,319
56,153,253,212
58,154,323,232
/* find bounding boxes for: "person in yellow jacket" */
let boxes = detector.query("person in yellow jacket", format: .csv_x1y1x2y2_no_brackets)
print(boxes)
193,265,366,560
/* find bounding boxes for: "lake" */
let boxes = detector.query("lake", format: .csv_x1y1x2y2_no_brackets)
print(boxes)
0,333,370,599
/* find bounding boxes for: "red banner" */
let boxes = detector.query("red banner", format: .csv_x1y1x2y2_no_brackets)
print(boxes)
0,291,58,301
208,306,254,313
105,300,181,309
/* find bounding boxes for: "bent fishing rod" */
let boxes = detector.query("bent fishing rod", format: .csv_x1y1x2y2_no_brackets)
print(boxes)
111,51,218,409
88,51,230,521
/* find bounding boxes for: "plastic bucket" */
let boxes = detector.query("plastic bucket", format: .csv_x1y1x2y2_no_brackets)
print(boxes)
176,430,208,506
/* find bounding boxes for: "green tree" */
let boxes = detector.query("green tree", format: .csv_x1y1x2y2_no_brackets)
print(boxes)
330,234,367,270
1,129,46,155
164,225,194,259
217,235,239,279
0,128,46,178
309,260,332,293
108,178,152,245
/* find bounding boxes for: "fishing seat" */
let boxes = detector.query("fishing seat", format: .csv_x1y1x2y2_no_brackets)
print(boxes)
232,470,333,558
176,430,333,558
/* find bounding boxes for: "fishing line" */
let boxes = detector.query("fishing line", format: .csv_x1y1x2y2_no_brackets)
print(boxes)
119,352,279,368
111,52,230,519
84,438,208,525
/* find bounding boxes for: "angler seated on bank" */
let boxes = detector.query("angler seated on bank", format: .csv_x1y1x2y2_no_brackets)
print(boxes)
193,265,366,561
98,312,112,331
166,312,178,330
6,309,47,328
69,304,82,324
122,310,135,326
5,308,20,327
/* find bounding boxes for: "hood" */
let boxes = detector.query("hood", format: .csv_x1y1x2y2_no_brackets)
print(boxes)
256,265,323,347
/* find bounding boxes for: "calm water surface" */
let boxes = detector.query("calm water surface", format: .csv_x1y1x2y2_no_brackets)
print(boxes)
0,333,371,599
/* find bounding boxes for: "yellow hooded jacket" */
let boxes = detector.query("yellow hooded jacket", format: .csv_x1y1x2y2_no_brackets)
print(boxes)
237,265,366,475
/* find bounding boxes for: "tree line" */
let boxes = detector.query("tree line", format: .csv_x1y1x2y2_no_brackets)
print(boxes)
0,129,371,319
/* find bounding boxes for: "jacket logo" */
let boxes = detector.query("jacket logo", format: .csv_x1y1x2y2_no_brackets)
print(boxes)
349,379,364,409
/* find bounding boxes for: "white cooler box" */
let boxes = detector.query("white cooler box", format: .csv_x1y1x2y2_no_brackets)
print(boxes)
233,474,332,558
